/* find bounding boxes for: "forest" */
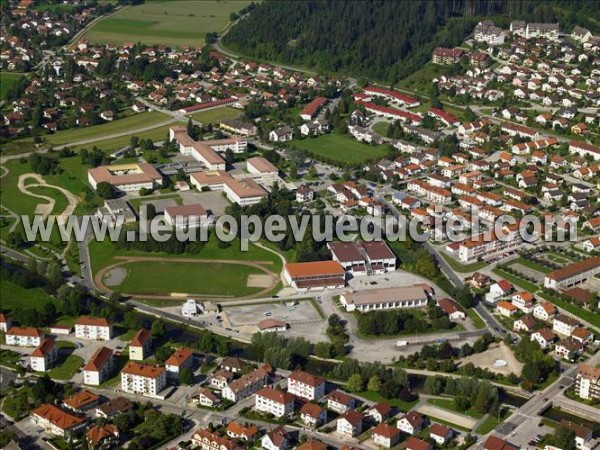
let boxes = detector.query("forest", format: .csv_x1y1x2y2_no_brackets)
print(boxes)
223,0,600,83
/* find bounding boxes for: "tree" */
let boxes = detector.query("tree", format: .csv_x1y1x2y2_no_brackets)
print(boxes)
96,182,117,200
154,346,173,363
367,375,382,392
289,163,298,179
151,319,167,340
179,367,194,386
551,428,576,450
347,374,363,393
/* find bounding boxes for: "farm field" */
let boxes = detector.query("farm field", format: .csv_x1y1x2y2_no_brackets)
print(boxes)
190,107,241,124
2,112,173,155
295,133,389,165
83,1,253,47
0,72,24,99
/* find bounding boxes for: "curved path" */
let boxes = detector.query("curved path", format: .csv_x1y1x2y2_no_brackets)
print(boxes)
94,255,279,300
17,173,79,220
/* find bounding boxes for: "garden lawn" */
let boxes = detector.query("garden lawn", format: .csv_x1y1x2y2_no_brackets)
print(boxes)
358,390,418,411
0,349,22,369
371,121,390,136
0,72,24,99
295,133,389,165
466,308,486,329
427,398,484,419
47,354,84,380
475,410,512,434
190,107,241,124
396,63,449,93
115,260,265,297
83,1,253,47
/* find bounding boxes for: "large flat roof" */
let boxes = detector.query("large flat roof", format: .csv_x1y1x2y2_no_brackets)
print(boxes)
88,163,162,186
342,285,429,306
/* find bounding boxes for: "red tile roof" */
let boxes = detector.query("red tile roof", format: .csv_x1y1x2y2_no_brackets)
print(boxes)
31,404,85,431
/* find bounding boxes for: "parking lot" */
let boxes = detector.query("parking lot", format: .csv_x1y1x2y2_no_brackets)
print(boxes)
223,300,322,327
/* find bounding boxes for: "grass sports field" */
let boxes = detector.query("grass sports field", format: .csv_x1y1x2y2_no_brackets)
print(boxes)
295,133,389,165
0,72,24,99
89,232,282,299
83,1,253,47
110,260,266,297
190,107,241,124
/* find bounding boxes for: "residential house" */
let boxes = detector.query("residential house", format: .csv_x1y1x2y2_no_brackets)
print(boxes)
555,337,584,361
128,328,151,361
533,301,556,322
496,301,518,317
120,363,167,398
326,390,356,413
287,370,326,401
165,347,194,379
406,436,433,450
372,423,401,449
553,314,580,336
191,388,222,408
5,327,43,347
83,347,114,386
300,402,327,427
30,338,57,372
531,328,557,349
75,316,113,341
397,411,425,435
261,426,291,450
337,410,363,437
430,424,453,445
30,404,86,438
86,424,119,449
254,388,295,418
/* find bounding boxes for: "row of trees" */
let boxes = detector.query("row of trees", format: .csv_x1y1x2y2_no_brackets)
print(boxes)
424,376,501,416
356,301,454,337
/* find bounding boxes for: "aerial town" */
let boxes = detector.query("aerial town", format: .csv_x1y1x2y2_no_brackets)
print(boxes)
0,1,599,450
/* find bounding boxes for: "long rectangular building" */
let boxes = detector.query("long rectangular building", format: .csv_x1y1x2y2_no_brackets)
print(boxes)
283,261,345,291
190,171,267,206
339,284,432,313
88,163,163,193
544,257,600,290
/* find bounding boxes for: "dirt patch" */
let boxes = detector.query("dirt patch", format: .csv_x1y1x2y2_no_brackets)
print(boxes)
103,267,127,287
247,274,274,288
458,342,523,376
17,173,79,220
415,404,477,430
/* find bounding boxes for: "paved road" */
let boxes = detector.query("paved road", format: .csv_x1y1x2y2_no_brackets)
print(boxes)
0,245,29,264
